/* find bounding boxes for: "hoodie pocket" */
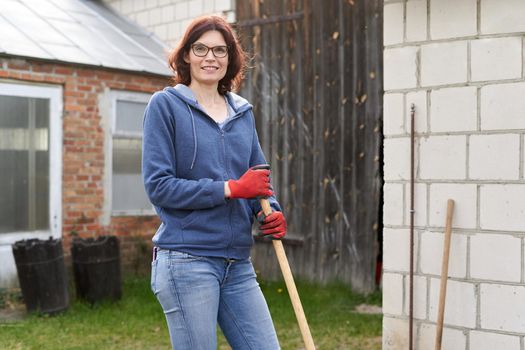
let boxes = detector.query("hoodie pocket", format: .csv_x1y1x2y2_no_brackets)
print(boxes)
180,206,229,247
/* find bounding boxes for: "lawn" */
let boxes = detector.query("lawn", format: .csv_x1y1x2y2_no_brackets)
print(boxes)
0,277,382,350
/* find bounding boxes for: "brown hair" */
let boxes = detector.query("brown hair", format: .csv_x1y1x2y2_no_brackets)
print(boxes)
168,15,246,95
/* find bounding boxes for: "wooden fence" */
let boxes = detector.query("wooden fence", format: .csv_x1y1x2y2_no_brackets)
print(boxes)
236,0,383,293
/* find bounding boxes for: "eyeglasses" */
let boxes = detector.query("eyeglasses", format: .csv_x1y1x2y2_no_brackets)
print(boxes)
191,43,228,58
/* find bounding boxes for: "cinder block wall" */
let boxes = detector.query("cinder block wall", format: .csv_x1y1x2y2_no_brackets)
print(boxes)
383,0,525,349
102,0,235,47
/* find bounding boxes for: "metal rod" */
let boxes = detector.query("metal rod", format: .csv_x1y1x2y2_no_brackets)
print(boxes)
409,103,415,350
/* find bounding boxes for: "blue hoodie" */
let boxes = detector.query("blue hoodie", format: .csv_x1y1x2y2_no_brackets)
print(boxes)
142,84,281,259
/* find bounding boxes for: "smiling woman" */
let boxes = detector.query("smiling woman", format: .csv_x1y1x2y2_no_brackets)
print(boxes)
142,15,287,350
184,30,229,106
168,16,246,95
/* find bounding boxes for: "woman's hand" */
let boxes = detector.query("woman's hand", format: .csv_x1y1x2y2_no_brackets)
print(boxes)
257,211,286,240
227,166,273,199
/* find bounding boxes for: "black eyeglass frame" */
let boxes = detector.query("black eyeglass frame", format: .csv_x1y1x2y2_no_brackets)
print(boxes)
190,44,229,58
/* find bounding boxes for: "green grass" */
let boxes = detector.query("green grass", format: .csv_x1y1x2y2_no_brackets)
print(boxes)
0,277,381,350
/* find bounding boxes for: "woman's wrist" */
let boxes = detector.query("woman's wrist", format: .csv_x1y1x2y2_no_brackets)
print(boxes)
224,181,231,198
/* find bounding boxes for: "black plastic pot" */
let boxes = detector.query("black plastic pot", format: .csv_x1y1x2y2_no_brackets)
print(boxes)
12,238,69,314
71,236,121,304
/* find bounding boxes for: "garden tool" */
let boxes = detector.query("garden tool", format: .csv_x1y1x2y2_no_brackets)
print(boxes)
435,199,455,350
252,164,315,350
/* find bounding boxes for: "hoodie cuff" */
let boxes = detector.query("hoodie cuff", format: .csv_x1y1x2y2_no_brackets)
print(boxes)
209,180,227,206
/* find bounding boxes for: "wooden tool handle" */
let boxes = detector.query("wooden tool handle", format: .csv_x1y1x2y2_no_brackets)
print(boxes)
260,198,315,350
435,199,455,350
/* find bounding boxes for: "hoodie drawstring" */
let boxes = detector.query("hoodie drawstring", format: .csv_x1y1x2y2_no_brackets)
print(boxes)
186,104,197,170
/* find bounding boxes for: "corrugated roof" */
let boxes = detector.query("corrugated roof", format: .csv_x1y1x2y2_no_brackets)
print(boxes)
0,0,171,76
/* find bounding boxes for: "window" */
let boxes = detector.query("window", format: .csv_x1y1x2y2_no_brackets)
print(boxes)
0,82,62,240
109,91,152,215
0,96,49,233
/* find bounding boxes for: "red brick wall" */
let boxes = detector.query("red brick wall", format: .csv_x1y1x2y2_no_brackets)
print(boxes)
2,57,170,274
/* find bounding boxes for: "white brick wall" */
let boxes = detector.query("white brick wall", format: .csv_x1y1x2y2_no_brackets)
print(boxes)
469,134,520,180
480,82,525,130
430,0,477,40
102,0,235,45
418,323,466,350
470,37,522,82
480,0,525,34
383,317,410,350
383,0,525,348
419,135,467,180
384,137,412,180
470,233,521,282
419,231,467,278
404,183,426,226
384,2,404,46
480,284,525,332
406,90,428,133
403,275,427,320
429,279,477,328
384,183,404,226
384,47,419,90
384,93,405,135
428,183,477,229
383,228,414,273
430,86,477,132
421,41,468,86
383,273,404,315
470,330,521,350
406,0,427,42
480,184,525,231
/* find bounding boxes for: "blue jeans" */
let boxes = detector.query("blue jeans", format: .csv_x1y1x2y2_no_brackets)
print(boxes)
151,249,280,350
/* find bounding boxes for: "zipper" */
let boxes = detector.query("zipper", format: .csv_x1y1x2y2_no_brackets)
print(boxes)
186,101,249,254
219,128,235,252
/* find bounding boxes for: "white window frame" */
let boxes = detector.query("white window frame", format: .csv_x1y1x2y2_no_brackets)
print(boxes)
0,81,63,245
104,89,154,219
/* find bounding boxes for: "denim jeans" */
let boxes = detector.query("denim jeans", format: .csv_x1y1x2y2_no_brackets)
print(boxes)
151,249,280,350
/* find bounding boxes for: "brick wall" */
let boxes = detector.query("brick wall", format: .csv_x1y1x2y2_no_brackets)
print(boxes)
1,57,168,275
383,0,525,349
102,0,235,47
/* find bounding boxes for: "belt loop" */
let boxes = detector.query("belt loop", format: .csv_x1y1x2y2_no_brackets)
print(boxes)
152,246,158,262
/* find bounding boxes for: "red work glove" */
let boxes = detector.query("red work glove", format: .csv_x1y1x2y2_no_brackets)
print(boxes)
257,211,286,240
228,167,273,199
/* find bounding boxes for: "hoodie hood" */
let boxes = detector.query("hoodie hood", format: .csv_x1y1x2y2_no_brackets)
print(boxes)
165,84,252,169
167,84,252,114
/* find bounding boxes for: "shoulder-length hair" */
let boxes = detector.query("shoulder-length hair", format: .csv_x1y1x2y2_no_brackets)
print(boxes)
168,15,246,95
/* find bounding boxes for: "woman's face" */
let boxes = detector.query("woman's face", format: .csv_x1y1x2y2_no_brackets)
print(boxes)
185,30,229,87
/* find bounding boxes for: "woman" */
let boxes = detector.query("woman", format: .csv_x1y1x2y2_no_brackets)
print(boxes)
142,15,286,350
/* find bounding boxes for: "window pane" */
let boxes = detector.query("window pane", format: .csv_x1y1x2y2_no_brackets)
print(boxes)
0,96,49,233
112,138,150,211
115,100,147,133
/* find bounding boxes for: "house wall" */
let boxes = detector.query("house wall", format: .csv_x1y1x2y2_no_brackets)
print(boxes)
102,0,235,47
0,57,169,282
383,0,525,349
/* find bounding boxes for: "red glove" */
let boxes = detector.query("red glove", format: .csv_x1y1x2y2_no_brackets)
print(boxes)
228,167,273,199
257,211,286,240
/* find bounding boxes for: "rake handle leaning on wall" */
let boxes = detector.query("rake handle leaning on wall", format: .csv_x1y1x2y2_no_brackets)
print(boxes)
435,199,455,350
259,197,316,350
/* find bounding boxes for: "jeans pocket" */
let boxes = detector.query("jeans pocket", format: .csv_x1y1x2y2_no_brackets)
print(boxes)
150,259,158,294
169,250,204,262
